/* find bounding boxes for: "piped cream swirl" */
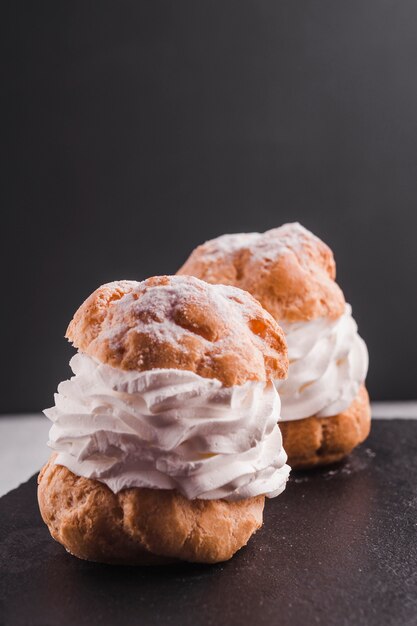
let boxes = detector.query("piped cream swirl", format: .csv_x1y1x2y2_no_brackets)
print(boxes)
44,353,290,501
275,305,368,421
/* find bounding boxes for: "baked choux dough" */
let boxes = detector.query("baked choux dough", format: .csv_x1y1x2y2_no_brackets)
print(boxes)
177,223,345,322
38,456,265,565
66,275,288,386
279,385,370,469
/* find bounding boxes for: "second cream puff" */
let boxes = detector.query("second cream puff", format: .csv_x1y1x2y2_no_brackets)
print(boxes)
178,223,370,469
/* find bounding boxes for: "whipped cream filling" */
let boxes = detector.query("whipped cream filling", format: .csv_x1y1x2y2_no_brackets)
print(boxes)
275,305,368,421
44,353,290,501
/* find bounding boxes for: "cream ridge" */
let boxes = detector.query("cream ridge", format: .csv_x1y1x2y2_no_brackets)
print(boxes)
44,353,290,501
275,305,369,421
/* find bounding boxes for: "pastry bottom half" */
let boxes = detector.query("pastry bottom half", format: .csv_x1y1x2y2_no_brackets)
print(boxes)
279,385,371,470
38,457,264,565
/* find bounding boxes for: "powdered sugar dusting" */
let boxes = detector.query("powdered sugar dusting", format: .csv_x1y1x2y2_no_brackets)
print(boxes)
72,275,288,383
190,222,322,271
103,277,261,347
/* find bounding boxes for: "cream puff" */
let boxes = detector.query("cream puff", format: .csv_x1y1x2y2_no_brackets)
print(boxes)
178,223,370,469
38,275,290,564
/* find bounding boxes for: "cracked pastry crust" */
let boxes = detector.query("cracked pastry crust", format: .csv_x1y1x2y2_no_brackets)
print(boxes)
66,275,288,386
279,386,371,469
177,223,345,323
38,457,265,565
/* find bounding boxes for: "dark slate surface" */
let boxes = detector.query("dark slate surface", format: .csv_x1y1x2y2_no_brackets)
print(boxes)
0,420,416,626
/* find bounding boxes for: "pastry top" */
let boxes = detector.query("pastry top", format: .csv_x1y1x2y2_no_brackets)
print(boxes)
66,275,288,386
177,222,346,322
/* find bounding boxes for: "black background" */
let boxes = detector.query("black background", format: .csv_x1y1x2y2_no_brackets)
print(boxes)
3,0,417,413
